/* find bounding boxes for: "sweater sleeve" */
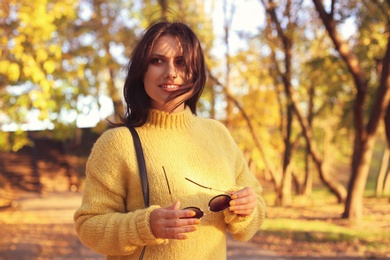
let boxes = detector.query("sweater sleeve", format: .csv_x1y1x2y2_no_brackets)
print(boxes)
73,128,166,256
219,127,266,242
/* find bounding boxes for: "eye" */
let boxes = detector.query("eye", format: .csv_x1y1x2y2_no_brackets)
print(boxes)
150,57,164,64
175,58,185,67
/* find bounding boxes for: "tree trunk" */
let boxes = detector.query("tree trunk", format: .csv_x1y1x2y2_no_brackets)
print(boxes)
343,136,376,220
304,85,315,195
303,150,313,195
264,0,346,202
280,163,293,206
313,0,390,220
376,148,389,197
385,103,390,146
279,104,293,206
383,169,390,195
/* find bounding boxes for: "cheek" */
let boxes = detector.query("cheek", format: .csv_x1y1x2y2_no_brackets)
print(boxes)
144,68,156,86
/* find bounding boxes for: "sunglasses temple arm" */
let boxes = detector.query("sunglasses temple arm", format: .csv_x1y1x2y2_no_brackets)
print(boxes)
184,178,229,194
162,166,174,204
213,187,229,193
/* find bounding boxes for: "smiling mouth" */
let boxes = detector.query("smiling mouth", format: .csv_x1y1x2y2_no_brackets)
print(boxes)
160,84,180,90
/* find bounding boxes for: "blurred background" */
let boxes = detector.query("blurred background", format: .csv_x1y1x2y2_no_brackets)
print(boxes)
0,0,389,258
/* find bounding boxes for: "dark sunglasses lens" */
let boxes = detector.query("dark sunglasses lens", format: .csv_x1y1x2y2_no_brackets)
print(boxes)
209,195,231,212
182,207,204,219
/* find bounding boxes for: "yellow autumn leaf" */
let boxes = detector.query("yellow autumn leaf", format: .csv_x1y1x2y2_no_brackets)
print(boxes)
10,44,24,56
14,34,26,46
12,132,31,152
8,63,20,81
0,60,10,74
77,68,85,79
40,78,51,93
32,94,45,108
0,36,7,45
31,67,45,83
43,60,56,74
36,49,48,62
48,44,62,59
23,65,32,77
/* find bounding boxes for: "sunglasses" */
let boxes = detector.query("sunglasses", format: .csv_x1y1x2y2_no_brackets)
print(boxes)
162,166,231,219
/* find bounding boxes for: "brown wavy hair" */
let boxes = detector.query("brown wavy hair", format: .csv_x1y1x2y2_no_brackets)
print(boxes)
117,20,206,127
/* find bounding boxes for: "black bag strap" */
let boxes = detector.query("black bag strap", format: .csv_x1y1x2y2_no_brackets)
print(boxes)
128,126,149,260
128,126,150,207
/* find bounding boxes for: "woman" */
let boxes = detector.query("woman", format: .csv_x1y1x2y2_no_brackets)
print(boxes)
74,20,266,260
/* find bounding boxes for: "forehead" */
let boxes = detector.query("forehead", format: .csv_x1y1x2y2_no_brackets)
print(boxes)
152,35,183,56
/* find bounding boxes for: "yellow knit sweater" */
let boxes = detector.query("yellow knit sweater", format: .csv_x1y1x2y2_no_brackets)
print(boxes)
74,107,266,260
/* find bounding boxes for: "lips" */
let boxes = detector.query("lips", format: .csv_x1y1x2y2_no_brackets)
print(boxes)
159,84,180,90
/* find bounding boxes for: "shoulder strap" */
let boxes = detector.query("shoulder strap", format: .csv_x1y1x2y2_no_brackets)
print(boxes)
128,126,150,207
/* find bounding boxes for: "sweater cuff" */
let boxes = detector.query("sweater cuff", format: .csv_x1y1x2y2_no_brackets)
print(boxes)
135,205,167,245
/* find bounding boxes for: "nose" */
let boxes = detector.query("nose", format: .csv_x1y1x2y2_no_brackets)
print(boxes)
164,62,177,79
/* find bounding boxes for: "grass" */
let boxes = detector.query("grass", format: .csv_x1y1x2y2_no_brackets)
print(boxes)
252,187,390,258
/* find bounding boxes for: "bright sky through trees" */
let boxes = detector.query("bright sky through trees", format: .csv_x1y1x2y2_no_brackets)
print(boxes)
1,0,354,131
2,0,265,131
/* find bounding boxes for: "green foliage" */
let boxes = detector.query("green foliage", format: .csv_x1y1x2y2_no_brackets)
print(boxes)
257,188,390,257
0,129,32,152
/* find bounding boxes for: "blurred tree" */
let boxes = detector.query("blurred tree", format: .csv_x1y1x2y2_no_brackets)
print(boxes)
262,0,347,204
0,0,79,150
313,0,390,220
0,0,139,151
261,0,296,206
73,0,137,122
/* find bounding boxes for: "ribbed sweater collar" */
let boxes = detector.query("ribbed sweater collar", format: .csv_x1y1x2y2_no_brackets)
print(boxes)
145,106,195,129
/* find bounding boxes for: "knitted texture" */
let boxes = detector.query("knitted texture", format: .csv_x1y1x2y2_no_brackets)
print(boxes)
74,107,266,260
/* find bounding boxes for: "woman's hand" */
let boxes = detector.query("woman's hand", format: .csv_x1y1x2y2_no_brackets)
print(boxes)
150,201,200,240
229,187,257,216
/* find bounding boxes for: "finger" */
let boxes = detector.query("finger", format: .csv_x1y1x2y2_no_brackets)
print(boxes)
165,202,199,219
163,224,199,240
161,209,198,220
166,201,181,210
231,187,253,199
230,196,256,209
233,208,254,216
164,214,201,227
164,201,195,218
229,200,257,216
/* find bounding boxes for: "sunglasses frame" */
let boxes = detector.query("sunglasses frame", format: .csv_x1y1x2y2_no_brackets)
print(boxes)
183,194,231,219
162,166,231,219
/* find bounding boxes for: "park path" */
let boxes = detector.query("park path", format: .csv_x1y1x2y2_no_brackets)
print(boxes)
0,191,285,260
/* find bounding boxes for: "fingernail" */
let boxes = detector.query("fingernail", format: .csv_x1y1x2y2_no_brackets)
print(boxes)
230,200,235,205
194,220,200,224
231,194,238,199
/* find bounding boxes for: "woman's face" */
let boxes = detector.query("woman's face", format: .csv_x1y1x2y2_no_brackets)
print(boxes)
144,35,192,112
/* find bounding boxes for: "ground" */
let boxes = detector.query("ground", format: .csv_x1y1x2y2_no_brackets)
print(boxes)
252,194,390,259
0,191,277,260
0,190,389,259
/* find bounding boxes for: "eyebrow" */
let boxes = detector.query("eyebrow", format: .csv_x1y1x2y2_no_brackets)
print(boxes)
150,53,184,59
